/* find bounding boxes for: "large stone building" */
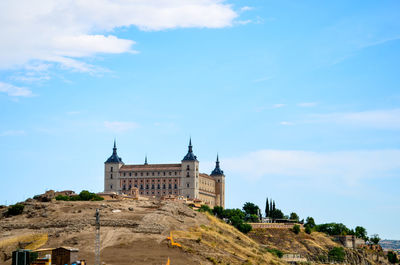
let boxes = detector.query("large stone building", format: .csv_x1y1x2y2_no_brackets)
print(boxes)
104,139,225,208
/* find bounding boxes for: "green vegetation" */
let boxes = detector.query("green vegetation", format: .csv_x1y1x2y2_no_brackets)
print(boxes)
387,251,399,264
55,190,104,201
305,225,312,234
369,234,381,245
264,248,283,258
290,212,299,222
315,223,354,236
355,226,368,241
292,224,300,234
328,247,345,262
7,203,24,216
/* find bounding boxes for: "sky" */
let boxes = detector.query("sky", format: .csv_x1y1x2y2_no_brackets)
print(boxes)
0,0,399,239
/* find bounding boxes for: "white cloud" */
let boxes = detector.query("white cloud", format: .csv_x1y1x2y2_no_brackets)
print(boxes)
0,0,237,72
240,6,253,12
298,102,317,107
104,121,139,133
0,82,33,97
272,103,286,108
224,149,400,184
0,130,26,136
280,121,294,126
313,109,400,130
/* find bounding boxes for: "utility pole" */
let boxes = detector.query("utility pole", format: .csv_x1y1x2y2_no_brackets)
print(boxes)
95,209,100,265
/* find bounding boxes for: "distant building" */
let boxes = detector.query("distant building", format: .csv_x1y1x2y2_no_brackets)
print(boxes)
335,235,365,249
104,139,225,208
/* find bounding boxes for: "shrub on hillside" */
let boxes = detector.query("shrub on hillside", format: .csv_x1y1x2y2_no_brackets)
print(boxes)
7,204,24,216
328,247,345,262
238,222,252,234
292,224,300,234
265,248,283,258
55,191,104,201
387,251,399,264
198,204,212,213
55,195,70,201
305,225,312,234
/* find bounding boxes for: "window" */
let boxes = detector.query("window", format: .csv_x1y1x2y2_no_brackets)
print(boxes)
140,184,143,189
218,180,220,183
163,184,166,189
174,172,177,175
186,173,190,177
110,174,113,179
186,165,190,170
158,172,160,176
129,172,131,177
169,172,171,176
152,192,154,195
157,184,160,189
124,172,126,176
111,167,113,172
187,183,190,188
174,184,177,189
110,185,113,189
152,172,154,176
163,172,166,176
168,184,172,189
135,173,137,176
146,184,149,189
141,172,143,176
123,184,126,190
129,184,132,189
146,172,149,176
134,184,138,188
151,184,155,189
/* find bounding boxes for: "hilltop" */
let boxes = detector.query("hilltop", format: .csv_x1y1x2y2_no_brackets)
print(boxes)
0,199,391,265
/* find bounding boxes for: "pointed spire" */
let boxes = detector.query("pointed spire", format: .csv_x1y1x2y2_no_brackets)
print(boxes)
211,153,224,176
105,139,124,164
182,137,197,161
144,155,148,165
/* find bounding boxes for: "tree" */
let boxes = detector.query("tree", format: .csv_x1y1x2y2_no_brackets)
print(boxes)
369,234,381,245
272,201,276,211
243,202,259,216
305,226,312,234
269,209,284,220
199,204,212,213
305,217,316,228
355,226,368,241
245,214,260,223
212,206,224,218
387,251,399,264
292,224,300,234
328,247,345,263
290,212,299,222
265,198,270,218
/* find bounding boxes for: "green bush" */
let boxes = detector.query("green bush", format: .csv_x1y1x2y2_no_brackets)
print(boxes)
7,204,25,216
238,223,252,234
328,247,345,262
292,224,300,234
198,204,212,213
387,251,399,264
55,195,70,201
305,225,312,234
266,248,283,258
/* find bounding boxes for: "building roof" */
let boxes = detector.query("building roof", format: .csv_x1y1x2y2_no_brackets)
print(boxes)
210,155,224,176
182,138,198,161
199,173,215,180
105,140,124,164
120,163,182,172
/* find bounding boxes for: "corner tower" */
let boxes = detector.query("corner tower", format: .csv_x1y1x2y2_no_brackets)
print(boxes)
211,154,225,208
104,140,124,193
181,138,199,199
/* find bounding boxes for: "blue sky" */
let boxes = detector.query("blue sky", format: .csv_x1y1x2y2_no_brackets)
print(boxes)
1,0,400,239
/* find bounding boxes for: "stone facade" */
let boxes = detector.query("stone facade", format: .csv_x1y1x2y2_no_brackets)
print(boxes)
104,139,225,208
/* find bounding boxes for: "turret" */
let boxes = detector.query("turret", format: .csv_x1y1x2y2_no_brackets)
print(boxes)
181,138,199,199
211,154,225,208
104,140,124,193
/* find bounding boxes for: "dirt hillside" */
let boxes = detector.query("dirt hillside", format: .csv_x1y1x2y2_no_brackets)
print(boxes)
0,200,281,265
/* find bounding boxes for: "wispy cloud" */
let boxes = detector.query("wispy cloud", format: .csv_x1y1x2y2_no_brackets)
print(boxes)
224,149,400,185
272,104,286,108
240,6,253,12
0,130,26,136
104,121,139,133
312,109,400,130
298,102,317,107
280,121,294,126
0,82,33,97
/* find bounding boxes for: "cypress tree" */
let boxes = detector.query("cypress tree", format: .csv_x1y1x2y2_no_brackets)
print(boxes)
265,198,269,217
273,201,276,211
270,200,273,215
